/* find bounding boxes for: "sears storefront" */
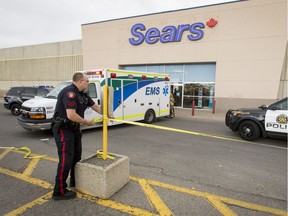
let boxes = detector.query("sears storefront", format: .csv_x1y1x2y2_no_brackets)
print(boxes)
123,20,216,109
82,0,286,111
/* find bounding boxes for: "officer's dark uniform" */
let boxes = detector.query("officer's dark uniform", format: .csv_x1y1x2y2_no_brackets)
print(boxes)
52,83,95,196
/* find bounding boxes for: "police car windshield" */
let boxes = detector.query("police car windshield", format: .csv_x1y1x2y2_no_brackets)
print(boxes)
46,81,72,99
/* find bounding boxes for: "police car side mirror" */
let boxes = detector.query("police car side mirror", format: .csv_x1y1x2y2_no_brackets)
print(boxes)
258,105,268,110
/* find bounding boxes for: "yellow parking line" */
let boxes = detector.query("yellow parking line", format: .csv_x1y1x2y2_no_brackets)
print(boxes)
0,167,53,189
42,155,58,162
78,192,158,216
131,176,209,198
0,166,158,216
1,151,287,216
220,197,288,216
4,192,53,216
206,195,237,216
137,178,173,216
23,158,40,176
132,176,288,216
0,149,11,160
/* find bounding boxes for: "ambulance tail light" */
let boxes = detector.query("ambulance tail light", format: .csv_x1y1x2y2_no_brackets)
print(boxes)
97,70,104,77
111,73,117,78
165,77,169,81
142,75,146,80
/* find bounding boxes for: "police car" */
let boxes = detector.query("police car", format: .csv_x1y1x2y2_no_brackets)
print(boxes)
225,97,288,141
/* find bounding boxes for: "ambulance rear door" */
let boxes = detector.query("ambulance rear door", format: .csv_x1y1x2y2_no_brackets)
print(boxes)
112,78,138,120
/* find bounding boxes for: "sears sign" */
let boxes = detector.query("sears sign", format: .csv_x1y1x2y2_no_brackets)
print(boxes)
129,18,217,46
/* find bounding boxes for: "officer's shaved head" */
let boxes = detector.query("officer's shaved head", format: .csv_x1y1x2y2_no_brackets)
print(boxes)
73,73,84,82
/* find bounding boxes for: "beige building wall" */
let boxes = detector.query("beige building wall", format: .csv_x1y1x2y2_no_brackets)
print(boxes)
82,0,287,111
0,40,83,93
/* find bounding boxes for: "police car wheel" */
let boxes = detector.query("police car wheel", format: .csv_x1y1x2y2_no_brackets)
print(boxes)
238,120,260,141
144,109,155,124
11,104,21,116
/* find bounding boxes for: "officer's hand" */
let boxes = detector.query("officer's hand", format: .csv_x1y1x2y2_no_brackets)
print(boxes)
84,119,94,126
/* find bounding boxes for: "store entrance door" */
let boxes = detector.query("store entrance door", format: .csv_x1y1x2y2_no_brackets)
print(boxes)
183,83,215,109
171,84,183,107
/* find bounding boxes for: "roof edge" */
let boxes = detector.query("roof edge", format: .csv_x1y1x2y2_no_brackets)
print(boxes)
81,0,245,26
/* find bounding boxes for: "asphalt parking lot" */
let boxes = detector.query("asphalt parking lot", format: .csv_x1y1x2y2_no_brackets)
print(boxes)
0,105,287,216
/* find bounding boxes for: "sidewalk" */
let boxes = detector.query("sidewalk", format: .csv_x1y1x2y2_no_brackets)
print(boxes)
174,108,226,122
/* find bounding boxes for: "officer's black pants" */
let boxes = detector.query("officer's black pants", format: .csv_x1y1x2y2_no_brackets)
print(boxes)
52,127,82,195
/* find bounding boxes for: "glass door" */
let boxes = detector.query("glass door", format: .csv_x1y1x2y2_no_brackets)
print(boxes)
183,83,214,109
171,84,183,107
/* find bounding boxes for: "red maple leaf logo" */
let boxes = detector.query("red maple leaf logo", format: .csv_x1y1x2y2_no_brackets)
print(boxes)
206,18,218,28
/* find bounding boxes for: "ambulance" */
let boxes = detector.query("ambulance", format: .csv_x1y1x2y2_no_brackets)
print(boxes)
17,68,170,131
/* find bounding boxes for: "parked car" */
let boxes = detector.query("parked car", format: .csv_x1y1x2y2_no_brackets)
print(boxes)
225,97,288,141
3,86,53,116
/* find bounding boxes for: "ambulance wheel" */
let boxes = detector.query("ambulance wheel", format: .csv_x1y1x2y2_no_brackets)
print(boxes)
11,104,21,116
144,109,156,124
238,120,260,141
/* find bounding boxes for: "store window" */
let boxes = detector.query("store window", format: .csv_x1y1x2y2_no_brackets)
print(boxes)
122,63,216,109
147,65,164,73
183,83,215,108
165,65,184,82
184,64,215,82
183,64,215,108
166,65,183,73
122,65,146,72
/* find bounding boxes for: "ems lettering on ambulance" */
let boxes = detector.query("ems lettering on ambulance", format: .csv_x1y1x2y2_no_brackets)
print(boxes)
145,85,169,96
266,113,288,133
145,87,160,95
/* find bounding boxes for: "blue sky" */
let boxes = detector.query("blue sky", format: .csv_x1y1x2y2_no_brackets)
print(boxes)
0,0,239,48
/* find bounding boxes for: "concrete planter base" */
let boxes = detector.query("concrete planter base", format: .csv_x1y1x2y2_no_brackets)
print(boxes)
75,153,129,199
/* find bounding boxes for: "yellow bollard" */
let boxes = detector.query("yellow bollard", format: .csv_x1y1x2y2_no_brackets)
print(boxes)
102,85,108,160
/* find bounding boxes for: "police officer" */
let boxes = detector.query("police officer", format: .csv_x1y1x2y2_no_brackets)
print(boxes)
169,89,175,118
52,72,101,200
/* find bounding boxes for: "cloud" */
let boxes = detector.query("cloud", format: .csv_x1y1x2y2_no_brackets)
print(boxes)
0,0,238,48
